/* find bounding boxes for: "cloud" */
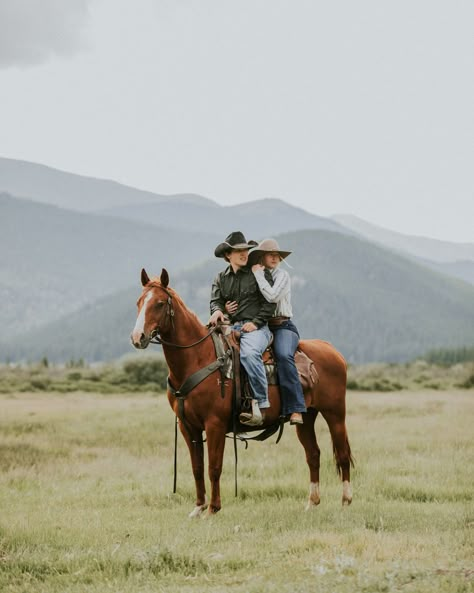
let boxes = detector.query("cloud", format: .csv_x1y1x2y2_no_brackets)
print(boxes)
0,0,91,68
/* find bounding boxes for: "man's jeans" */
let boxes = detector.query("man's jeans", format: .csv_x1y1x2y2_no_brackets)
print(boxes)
233,322,272,409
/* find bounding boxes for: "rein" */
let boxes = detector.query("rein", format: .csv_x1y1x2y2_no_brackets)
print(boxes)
148,285,216,349
150,327,216,349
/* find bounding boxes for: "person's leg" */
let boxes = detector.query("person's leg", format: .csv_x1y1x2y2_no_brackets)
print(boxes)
239,325,272,409
273,327,306,416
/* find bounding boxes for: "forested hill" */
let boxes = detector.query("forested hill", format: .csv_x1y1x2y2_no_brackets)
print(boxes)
2,230,473,364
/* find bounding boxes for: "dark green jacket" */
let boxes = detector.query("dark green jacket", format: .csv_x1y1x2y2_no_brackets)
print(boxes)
210,265,276,328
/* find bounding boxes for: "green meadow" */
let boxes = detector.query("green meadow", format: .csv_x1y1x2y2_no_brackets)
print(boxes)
0,389,473,593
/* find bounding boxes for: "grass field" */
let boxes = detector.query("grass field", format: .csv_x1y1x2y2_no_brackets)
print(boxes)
0,390,473,592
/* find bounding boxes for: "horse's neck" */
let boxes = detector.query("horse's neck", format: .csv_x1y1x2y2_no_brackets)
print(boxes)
162,306,215,385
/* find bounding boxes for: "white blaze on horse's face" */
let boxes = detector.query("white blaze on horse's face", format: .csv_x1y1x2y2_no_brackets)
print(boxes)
131,291,154,348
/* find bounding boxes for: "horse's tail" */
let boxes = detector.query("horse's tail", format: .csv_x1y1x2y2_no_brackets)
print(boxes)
332,432,355,478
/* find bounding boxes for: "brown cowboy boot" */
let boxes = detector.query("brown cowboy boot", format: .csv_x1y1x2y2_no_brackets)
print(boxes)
290,412,303,425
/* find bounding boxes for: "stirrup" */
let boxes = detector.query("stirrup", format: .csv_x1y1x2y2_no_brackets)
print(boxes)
239,399,263,426
239,412,263,427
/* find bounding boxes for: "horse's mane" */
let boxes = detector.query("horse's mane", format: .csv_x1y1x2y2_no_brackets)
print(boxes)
147,278,206,328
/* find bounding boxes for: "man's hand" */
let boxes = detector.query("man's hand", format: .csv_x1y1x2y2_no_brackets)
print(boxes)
209,310,226,326
241,322,258,332
225,300,238,315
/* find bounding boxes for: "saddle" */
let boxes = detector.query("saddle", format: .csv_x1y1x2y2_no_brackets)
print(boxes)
213,326,318,421
216,327,318,389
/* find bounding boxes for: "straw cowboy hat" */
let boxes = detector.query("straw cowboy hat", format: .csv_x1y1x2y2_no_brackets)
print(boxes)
214,231,255,258
248,238,292,266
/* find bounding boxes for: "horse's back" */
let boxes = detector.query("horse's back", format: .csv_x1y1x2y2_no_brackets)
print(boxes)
298,339,347,411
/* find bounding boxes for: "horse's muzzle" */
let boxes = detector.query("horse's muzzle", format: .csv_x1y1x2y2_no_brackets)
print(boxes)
130,332,149,349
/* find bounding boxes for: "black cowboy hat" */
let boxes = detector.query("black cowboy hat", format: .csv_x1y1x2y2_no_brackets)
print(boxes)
214,231,254,258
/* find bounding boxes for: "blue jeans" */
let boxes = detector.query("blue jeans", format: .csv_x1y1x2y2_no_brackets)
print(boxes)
272,321,306,416
233,322,272,409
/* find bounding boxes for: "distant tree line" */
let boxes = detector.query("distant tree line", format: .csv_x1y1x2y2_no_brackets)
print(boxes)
0,355,169,394
419,346,474,366
1,349,473,393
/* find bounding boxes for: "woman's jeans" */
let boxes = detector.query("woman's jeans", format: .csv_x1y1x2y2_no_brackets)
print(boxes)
272,320,306,416
232,322,272,409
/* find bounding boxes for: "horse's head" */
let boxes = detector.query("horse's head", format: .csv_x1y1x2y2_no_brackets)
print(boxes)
131,268,174,349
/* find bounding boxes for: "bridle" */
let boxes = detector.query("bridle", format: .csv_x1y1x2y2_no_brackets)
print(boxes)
147,285,216,349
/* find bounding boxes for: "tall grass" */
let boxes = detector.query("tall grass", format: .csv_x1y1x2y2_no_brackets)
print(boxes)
0,390,473,592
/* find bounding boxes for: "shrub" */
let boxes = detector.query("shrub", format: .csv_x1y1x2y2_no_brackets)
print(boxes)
458,373,474,389
67,372,82,381
123,358,168,389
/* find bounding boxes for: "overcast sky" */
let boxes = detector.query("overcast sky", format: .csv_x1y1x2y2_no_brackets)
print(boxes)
0,0,472,242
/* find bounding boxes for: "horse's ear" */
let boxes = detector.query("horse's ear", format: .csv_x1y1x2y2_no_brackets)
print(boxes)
141,268,150,286
160,268,169,288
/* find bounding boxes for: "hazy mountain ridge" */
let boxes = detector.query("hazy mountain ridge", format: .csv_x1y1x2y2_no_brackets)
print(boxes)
1,158,473,363
414,258,474,286
0,192,220,335
2,230,473,364
98,197,347,237
333,214,474,263
2,156,470,270
0,156,213,212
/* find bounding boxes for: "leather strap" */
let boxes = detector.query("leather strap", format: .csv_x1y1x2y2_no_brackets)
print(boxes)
167,356,228,400
168,352,231,447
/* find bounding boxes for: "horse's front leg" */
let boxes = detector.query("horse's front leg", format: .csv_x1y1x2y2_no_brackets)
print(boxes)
204,421,227,515
180,422,208,518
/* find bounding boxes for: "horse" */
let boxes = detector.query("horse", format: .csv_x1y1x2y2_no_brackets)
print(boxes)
131,268,353,517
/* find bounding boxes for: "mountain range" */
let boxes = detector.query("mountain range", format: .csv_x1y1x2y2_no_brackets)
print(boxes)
333,214,474,285
0,157,473,363
1,225,473,364
0,192,219,335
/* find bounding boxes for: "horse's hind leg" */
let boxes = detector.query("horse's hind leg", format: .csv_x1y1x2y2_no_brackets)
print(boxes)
295,408,321,510
321,410,353,505
180,426,208,518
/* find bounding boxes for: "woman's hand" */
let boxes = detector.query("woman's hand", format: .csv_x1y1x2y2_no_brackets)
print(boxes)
252,264,265,273
225,300,238,314
241,322,257,332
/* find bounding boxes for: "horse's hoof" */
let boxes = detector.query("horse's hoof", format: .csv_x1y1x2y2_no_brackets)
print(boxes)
305,482,320,510
202,506,221,519
342,480,352,506
188,498,209,518
188,504,208,518
305,499,320,511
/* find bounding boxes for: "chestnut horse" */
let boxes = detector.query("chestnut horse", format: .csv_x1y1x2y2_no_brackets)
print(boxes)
131,268,353,517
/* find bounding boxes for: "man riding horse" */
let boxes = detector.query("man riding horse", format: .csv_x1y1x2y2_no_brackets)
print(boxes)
208,231,275,426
